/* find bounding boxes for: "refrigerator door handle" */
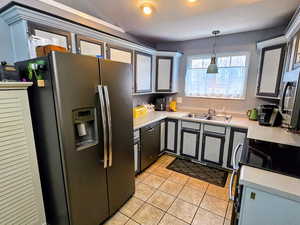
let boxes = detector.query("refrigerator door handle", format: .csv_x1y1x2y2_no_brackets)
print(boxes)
98,85,108,168
104,86,113,167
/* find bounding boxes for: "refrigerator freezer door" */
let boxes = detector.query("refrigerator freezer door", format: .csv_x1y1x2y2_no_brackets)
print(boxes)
51,52,109,225
99,60,135,215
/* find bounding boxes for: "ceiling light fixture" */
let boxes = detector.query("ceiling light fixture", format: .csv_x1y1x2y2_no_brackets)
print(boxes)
187,0,198,3
207,30,220,74
141,3,153,15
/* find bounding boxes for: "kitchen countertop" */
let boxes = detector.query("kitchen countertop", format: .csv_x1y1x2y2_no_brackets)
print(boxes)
240,166,300,202
134,111,300,147
133,111,254,130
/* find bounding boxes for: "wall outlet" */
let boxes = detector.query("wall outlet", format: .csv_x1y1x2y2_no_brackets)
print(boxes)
177,97,183,104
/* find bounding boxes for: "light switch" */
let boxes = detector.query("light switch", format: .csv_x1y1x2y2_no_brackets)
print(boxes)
177,97,183,104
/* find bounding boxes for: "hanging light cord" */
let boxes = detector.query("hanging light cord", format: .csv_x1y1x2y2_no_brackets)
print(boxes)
213,33,217,57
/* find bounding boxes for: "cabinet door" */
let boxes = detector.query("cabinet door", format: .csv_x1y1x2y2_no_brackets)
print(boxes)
201,132,225,166
227,127,247,168
165,119,178,153
257,44,286,97
106,45,133,64
156,56,173,92
134,51,152,93
76,35,104,57
160,120,166,152
28,22,71,51
240,187,300,225
180,129,199,159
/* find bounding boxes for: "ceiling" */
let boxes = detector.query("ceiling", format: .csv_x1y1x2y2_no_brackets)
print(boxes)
54,0,299,42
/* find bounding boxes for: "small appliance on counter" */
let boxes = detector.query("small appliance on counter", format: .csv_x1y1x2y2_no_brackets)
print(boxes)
169,100,177,112
0,61,20,81
247,108,258,121
258,104,282,127
133,105,148,119
155,97,167,111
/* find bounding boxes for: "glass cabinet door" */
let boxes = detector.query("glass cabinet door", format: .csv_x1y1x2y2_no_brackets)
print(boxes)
76,35,104,58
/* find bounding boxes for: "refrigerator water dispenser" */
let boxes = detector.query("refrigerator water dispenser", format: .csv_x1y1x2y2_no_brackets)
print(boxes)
73,108,99,151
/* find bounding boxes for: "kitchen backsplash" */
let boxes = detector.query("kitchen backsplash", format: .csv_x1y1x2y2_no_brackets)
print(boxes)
132,95,155,107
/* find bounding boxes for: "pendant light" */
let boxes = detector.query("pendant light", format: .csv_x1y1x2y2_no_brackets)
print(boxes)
207,30,220,74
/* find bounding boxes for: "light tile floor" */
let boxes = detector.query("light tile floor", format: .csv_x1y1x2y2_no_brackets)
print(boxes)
104,154,233,225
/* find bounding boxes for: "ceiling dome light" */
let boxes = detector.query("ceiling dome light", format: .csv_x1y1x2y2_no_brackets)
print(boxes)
187,0,198,3
141,3,153,15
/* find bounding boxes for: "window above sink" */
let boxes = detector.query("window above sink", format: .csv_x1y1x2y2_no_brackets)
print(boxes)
185,52,250,100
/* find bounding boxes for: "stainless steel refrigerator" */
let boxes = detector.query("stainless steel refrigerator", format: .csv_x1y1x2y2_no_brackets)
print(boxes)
16,52,135,225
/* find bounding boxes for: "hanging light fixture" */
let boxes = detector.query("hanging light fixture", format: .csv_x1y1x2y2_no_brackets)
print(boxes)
207,30,220,74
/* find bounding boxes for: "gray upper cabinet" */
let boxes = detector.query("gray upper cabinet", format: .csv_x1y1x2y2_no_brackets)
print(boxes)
256,44,286,98
76,35,104,58
156,56,173,92
106,45,133,64
28,22,72,52
134,51,152,93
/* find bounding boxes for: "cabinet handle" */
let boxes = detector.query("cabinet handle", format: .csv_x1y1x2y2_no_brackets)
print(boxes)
250,192,256,200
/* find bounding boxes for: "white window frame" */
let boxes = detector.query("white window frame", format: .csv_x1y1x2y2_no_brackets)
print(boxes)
185,52,250,100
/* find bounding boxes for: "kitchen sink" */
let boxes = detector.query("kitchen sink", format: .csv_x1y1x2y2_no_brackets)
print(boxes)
185,113,232,122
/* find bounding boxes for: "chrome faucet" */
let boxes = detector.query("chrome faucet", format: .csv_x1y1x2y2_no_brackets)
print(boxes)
208,108,216,116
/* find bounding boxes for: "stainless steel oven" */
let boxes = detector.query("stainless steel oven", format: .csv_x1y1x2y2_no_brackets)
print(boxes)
230,138,300,225
228,143,244,225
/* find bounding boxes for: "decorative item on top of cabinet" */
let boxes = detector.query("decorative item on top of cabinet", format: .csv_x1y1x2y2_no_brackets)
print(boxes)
134,51,152,93
156,56,173,92
106,44,133,64
256,44,286,98
76,35,104,58
227,127,247,169
28,22,72,53
165,118,178,153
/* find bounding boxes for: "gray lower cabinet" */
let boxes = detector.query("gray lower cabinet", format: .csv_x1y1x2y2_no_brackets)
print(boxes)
165,119,178,153
239,187,300,225
227,127,247,168
201,132,225,166
180,129,200,159
160,120,166,152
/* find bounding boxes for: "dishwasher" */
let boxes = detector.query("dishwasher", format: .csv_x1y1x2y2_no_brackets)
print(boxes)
140,121,160,171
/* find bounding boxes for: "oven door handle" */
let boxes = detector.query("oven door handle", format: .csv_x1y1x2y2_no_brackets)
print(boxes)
229,170,236,201
232,143,243,170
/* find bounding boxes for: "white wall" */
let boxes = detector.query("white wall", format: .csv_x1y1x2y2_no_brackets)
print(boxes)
156,27,285,113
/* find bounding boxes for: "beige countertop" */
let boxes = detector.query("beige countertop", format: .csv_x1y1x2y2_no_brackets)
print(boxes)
240,166,300,202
